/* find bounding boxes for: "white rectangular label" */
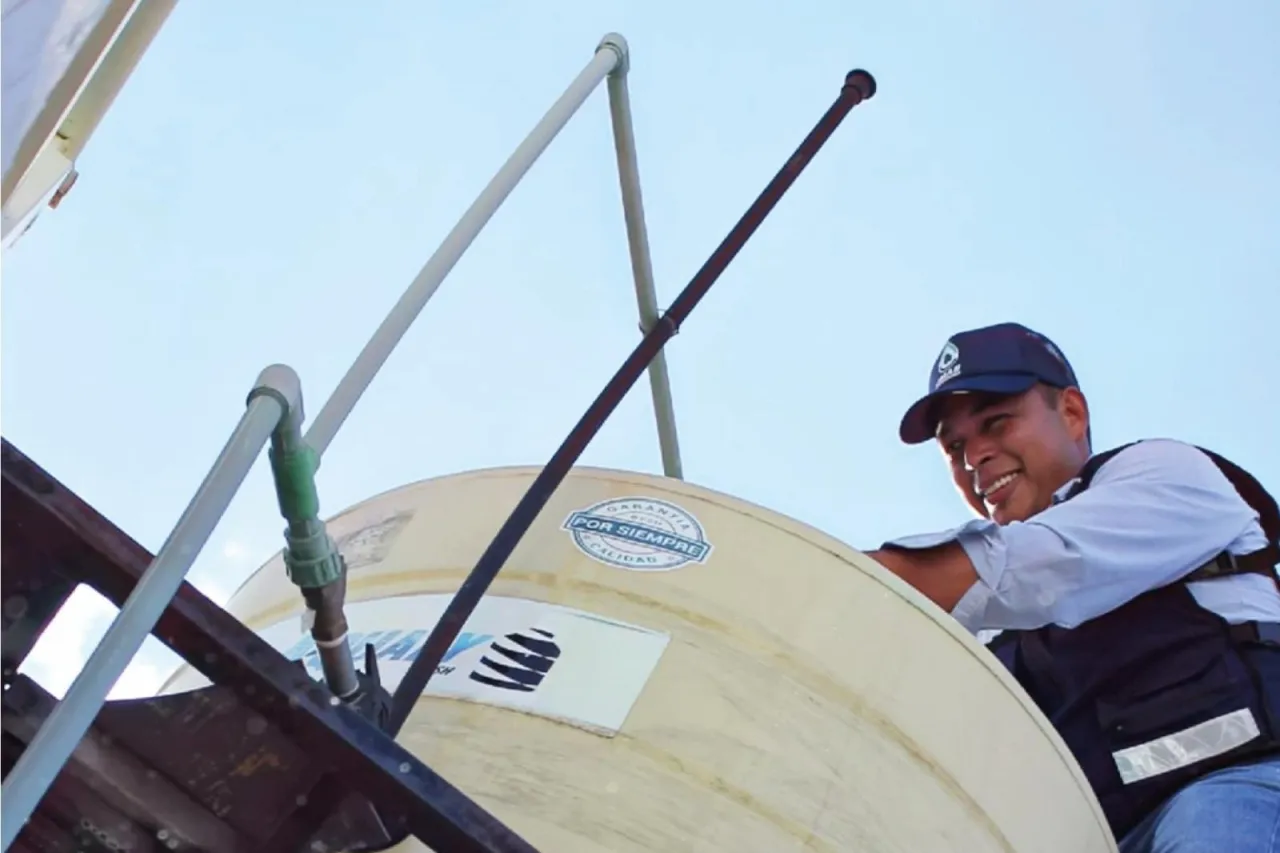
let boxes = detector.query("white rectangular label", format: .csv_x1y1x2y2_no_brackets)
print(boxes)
260,594,669,736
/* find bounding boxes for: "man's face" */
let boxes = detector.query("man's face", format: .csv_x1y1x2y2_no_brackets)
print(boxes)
933,385,1090,524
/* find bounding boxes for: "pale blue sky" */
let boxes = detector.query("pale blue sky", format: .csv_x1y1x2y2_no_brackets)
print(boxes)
4,0,1278,695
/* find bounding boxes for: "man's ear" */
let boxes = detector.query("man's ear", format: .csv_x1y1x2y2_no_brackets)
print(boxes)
1060,387,1090,445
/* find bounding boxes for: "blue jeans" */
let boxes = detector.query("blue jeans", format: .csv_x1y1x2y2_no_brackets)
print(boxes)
1118,756,1280,852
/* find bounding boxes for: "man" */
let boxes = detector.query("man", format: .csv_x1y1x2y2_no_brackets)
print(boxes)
865,322,1280,852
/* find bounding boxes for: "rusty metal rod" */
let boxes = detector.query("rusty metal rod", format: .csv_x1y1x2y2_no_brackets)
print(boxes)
387,69,878,734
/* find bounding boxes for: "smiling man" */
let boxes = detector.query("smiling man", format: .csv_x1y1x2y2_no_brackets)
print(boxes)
865,322,1280,852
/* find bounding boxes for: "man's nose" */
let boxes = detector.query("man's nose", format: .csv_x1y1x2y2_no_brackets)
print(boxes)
964,442,997,472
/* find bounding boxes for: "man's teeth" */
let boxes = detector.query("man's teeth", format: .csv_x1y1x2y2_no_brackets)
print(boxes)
982,472,1020,498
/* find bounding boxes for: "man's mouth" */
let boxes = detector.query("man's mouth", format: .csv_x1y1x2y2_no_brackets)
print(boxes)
979,471,1022,505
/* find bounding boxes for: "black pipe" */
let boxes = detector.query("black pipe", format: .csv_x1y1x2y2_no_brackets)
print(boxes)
387,69,878,735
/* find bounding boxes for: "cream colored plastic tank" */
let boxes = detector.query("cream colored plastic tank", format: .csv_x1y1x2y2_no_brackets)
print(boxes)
166,466,1118,853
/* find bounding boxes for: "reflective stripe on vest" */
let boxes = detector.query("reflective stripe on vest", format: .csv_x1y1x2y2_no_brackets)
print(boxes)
1112,706,1262,785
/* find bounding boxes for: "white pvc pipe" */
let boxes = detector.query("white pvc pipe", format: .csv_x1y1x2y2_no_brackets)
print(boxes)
603,41,684,480
305,38,626,457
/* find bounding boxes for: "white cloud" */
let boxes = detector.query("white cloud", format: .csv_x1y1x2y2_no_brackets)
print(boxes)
221,540,249,562
17,587,108,698
190,534,272,608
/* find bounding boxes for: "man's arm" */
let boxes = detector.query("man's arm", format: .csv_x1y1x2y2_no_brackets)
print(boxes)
867,439,1267,632
865,542,977,613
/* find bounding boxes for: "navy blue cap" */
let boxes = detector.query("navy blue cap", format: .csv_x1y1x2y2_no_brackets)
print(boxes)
898,322,1080,444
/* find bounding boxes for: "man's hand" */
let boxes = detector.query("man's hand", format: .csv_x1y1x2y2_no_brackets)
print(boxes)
864,543,979,613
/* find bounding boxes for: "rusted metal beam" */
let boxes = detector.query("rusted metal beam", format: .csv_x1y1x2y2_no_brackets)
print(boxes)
0,500,77,685
1,438,539,853
0,576,75,689
2,678,251,852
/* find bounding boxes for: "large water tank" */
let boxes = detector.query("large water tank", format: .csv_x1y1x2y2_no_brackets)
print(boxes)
167,465,1117,852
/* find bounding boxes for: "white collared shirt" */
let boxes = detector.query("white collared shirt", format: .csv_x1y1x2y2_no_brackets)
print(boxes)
882,438,1280,634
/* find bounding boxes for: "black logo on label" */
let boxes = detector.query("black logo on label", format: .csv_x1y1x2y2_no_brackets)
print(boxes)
468,628,560,693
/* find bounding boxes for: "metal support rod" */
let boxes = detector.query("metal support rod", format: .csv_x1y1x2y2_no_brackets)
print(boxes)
304,37,626,458
0,385,293,852
604,37,684,480
387,69,878,734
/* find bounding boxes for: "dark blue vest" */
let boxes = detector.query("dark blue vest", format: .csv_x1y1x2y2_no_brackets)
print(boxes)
987,442,1280,839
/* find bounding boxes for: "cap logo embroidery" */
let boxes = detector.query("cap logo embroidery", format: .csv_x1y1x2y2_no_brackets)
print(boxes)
936,341,962,386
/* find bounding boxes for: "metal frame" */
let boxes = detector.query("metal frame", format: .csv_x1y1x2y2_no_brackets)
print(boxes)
0,32,675,851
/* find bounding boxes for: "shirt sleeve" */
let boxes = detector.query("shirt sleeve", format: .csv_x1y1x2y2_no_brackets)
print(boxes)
883,438,1268,632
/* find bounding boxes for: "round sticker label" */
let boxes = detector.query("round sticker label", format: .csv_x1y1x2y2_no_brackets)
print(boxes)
561,497,713,572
